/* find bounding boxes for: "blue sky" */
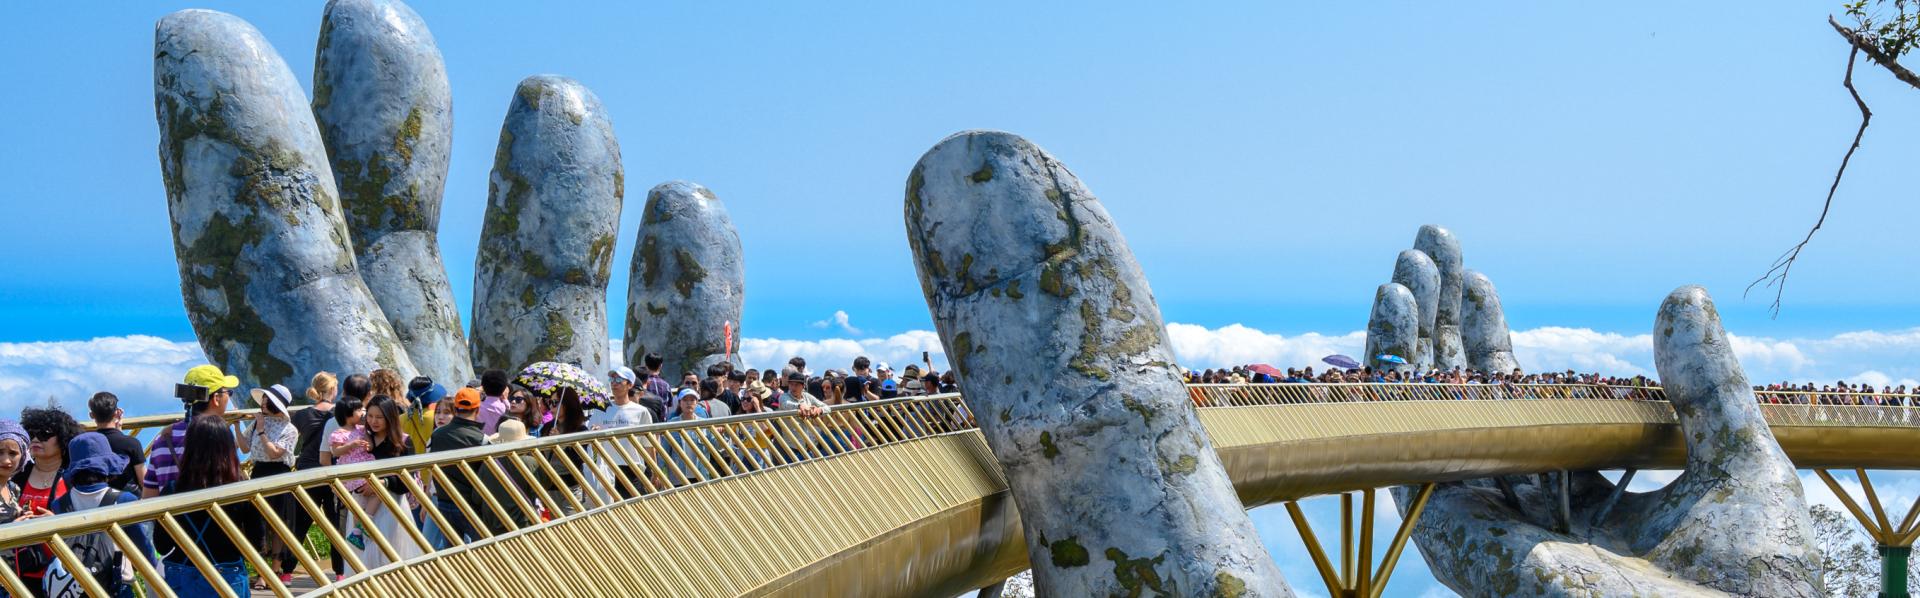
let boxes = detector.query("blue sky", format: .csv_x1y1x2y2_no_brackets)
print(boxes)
3,2,1918,595
2,1,1917,343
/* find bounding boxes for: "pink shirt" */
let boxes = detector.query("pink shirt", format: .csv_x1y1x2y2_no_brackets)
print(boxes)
478,395,509,434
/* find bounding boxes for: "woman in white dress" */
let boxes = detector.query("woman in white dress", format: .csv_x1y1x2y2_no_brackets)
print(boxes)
357,395,425,569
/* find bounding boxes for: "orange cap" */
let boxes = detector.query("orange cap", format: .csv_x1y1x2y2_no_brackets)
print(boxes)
450,387,484,410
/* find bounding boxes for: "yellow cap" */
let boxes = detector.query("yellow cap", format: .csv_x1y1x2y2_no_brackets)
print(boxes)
184,364,240,393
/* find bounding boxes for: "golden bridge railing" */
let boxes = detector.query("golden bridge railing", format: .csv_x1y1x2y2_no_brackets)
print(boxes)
0,395,981,598
1188,384,1920,428
10,383,1920,597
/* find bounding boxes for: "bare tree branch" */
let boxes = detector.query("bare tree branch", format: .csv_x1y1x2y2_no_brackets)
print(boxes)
1746,46,1871,317
1830,15,1920,89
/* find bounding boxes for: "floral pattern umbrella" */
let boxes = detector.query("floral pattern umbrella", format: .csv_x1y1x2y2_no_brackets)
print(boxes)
515,361,611,409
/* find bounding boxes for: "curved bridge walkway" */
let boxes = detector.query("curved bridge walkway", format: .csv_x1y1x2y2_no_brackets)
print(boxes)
4,384,1915,597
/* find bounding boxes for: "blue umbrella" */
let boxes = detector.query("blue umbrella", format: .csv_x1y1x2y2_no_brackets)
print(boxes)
1376,354,1408,365
1322,354,1362,370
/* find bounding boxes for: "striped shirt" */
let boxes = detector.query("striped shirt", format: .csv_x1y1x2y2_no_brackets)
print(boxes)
141,420,190,491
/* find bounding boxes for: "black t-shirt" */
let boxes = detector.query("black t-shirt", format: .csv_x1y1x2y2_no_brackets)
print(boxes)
718,389,741,413
843,375,872,402
291,405,335,470
96,428,146,492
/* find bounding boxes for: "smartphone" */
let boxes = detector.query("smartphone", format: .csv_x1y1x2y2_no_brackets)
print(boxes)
923,351,931,364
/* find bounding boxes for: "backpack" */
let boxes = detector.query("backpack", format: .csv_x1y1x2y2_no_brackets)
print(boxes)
47,490,125,596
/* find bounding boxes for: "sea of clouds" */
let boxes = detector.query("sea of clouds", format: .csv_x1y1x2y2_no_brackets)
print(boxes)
5,322,1919,417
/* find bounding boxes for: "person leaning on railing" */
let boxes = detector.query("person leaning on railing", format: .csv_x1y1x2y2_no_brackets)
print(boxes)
241,385,299,587
84,393,145,496
287,371,344,581
427,388,496,542
155,415,260,598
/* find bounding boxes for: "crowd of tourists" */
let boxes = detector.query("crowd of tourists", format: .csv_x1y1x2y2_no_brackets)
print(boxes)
1189,364,1919,405
0,352,958,597
1186,365,1655,388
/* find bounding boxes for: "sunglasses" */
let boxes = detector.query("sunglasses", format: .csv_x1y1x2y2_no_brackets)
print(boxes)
509,397,526,404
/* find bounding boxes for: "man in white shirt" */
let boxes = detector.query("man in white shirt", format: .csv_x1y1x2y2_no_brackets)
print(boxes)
589,371,654,498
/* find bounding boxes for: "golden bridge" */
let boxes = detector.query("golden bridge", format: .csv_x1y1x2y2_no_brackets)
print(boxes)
11,383,1918,597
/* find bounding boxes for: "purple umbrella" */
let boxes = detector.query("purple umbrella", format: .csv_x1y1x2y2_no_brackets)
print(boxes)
1322,354,1361,370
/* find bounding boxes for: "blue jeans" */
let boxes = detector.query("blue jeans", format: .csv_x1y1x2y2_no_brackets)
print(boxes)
434,497,480,545
164,560,245,598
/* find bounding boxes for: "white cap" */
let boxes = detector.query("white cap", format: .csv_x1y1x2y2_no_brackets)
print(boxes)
610,366,638,383
876,362,892,372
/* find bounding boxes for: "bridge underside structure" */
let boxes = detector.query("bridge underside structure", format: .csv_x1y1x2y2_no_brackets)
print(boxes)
7,385,1916,597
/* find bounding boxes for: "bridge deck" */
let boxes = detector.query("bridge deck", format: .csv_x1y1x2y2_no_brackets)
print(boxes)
8,384,1915,597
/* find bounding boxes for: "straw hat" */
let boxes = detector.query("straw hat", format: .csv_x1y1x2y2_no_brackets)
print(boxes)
488,419,530,444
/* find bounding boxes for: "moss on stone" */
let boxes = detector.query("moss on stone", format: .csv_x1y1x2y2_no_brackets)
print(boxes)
1121,396,1157,423
1039,431,1059,459
587,233,617,282
1168,454,1198,474
1049,537,1089,567
969,162,994,183
520,286,537,309
530,310,575,363
639,236,661,287
1213,572,1247,598
1105,547,1169,597
392,106,424,162
516,80,544,111
178,212,294,387
1039,262,1073,298
950,332,973,376
673,249,708,298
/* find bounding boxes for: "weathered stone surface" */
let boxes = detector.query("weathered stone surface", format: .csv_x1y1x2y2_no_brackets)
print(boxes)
906,130,1289,597
156,9,415,395
1413,225,1466,370
622,181,743,381
471,76,623,376
1461,271,1520,374
313,0,471,386
1364,283,1418,373
1391,249,1439,369
1405,286,1822,597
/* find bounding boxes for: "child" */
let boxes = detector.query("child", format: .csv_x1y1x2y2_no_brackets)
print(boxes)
326,398,373,550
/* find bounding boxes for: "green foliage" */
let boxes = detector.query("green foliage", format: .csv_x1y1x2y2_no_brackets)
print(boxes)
1846,0,1920,59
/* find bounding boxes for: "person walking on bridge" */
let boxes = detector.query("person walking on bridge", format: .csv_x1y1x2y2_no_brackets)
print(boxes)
428,388,488,544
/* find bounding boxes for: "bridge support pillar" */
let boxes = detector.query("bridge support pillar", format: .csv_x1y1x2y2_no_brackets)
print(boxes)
1815,469,1920,597
1880,545,1909,598
1284,483,1435,598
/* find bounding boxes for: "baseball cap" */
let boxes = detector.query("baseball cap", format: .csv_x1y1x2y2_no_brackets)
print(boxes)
785,371,806,383
450,387,483,410
876,362,891,373
183,365,240,394
609,366,638,384
675,388,698,401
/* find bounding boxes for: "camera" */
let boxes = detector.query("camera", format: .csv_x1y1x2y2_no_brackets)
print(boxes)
174,383,209,404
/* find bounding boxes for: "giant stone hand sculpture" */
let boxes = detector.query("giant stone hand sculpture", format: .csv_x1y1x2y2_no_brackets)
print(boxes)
906,130,1290,597
162,2,629,399
313,0,473,387
1414,225,1466,370
1461,270,1519,374
1364,283,1418,373
1391,250,1440,370
1402,286,1823,596
471,76,624,376
157,9,416,394
623,181,744,382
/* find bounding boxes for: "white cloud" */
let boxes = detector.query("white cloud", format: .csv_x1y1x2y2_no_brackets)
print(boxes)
0,335,206,417
733,329,947,374
1163,322,1920,387
808,310,862,336
1164,323,1365,372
